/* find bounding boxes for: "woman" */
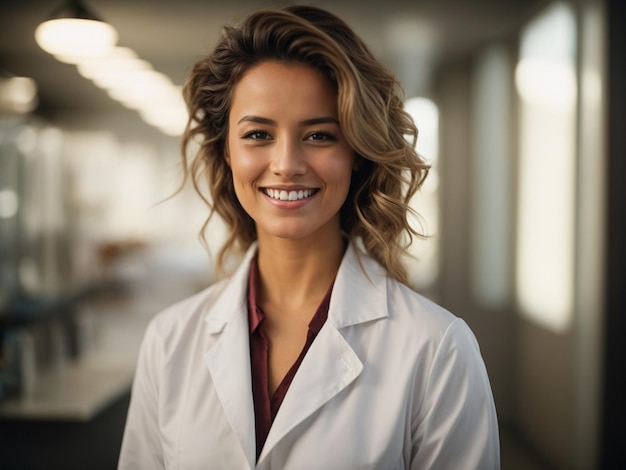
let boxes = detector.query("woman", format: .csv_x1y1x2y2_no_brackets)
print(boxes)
119,5,500,469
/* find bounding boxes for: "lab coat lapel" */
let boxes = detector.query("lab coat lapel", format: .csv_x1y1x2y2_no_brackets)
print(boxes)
258,242,388,464
203,245,259,470
259,324,363,463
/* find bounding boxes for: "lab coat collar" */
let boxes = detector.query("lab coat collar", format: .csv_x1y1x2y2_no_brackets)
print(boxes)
203,243,258,334
203,239,389,468
328,239,389,328
204,239,389,332
202,245,258,468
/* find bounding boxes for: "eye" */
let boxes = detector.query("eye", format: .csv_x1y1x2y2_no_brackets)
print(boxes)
243,130,271,140
306,131,337,142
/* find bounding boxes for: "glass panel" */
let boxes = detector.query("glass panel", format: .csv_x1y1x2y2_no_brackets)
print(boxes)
471,45,514,309
515,2,577,332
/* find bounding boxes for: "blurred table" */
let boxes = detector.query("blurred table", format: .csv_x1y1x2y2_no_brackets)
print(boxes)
0,243,210,422
0,363,134,421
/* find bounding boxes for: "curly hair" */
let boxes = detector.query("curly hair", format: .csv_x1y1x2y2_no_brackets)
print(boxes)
180,5,429,284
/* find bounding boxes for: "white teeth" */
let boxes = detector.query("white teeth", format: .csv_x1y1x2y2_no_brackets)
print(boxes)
264,188,314,201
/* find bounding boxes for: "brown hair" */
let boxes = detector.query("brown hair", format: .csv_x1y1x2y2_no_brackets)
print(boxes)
180,5,429,284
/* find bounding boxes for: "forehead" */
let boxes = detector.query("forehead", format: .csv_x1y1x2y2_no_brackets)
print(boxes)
230,61,338,118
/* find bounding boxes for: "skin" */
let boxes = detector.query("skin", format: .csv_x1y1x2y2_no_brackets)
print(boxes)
226,61,356,393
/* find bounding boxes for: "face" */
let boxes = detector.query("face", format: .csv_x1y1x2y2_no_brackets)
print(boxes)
226,61,356,244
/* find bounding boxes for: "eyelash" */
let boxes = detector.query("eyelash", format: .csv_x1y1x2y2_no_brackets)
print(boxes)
241,130,338,142
307,131,337,142
242,130,270,140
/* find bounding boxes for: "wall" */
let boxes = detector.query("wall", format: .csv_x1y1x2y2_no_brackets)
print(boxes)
435,59,517,433
433,1,606,468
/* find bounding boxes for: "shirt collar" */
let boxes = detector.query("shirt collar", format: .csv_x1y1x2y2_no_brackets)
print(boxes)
247,254,264,335
247,254,333,337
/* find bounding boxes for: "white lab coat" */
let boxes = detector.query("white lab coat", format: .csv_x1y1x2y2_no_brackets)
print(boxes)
118,241,500,469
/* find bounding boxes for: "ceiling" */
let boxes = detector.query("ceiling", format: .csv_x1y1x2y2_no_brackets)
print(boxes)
0,0,547,130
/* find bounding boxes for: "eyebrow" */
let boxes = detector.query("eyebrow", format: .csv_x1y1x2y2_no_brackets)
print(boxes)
236,115,339,126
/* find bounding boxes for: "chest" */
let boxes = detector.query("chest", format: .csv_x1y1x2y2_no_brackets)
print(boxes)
156,324,420,469
162,371,410,470
260,314,310,395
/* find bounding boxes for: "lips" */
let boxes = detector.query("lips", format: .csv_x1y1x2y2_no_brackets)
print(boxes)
262,188,318,201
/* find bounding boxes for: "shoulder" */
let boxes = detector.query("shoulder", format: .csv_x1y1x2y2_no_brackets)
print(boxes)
390,279,479,347
385,277,480,357
141,278,231,349
339,243,477,355
353,245,479,356
351,243,460,339
388,279,457,330
142,244,257,345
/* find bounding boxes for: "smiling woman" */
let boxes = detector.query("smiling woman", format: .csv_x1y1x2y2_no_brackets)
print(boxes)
118,5,500,469
226,61,355,246
179,6,431,283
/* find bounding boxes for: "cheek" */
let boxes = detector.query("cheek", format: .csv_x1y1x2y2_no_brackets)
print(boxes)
230,160,252,190
228,151,267,200
227,145,254,178
325,153,355,188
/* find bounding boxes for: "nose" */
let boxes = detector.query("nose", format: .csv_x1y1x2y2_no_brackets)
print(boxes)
269,136,307,178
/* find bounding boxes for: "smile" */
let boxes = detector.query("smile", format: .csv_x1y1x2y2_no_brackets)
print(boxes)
262,188,317,201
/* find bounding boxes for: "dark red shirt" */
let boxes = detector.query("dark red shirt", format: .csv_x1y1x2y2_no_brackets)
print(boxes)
247,255,332,459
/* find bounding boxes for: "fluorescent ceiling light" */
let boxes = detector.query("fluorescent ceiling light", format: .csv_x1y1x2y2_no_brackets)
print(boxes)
34,1,117,61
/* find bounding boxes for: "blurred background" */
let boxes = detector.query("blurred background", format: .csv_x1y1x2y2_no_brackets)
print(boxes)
0,0,623,468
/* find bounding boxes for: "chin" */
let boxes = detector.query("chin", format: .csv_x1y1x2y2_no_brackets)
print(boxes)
256,215,341,243
269,228,312,241
258,222,318,242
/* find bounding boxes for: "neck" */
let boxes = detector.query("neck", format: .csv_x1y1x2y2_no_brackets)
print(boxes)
256,231,346,314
